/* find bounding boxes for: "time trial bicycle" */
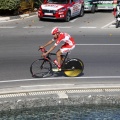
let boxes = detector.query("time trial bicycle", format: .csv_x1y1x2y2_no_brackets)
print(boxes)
30,48,84,78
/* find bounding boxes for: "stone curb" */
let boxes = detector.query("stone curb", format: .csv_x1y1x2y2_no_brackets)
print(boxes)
0,12,38,21
0,84,120,96
0,84,120,111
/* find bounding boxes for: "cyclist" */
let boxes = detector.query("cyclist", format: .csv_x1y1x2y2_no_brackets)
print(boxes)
39,27,76,72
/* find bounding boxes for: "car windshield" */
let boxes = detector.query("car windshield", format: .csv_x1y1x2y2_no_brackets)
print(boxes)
47,0,69,4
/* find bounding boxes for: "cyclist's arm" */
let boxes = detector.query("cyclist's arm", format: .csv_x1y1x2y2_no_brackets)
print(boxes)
40,39,54,48
45,45,56,55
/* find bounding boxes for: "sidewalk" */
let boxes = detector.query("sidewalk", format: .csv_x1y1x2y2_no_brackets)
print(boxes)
0,12,38,21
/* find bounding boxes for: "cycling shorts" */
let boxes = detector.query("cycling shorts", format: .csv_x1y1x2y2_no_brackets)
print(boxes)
60,44,75,53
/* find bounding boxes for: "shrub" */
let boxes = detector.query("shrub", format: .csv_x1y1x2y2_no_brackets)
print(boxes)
0,0,20,10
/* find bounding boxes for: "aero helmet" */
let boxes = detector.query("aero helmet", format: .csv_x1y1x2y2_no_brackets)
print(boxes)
51,27,60,35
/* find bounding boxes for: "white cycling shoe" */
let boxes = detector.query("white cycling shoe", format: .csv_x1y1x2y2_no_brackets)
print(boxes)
52,68,61,72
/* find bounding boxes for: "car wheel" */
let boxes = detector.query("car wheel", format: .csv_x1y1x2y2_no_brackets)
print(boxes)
91,5,95,13
79,7,84,17
65,11,71,22
116,20,119,28
13,9,20,15
39,17,43,21
95,5,98,11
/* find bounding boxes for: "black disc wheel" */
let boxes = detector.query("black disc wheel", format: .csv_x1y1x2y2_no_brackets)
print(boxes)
63,58,84,77
30,59,52,78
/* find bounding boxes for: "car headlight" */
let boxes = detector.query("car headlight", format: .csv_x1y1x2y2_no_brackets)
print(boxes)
58,8,67,12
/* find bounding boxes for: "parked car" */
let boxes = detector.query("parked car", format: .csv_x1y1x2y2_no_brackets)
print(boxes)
38,0,84,22
85,0,115,13
84,0,98,13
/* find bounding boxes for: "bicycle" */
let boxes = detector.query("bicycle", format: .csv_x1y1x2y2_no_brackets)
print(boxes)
30,48,84,78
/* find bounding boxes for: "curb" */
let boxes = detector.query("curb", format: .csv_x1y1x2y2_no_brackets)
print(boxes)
0,12,38,21
0,83,120,112
0,83,120,97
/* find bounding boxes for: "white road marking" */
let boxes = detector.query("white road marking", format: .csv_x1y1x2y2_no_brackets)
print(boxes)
1,76,120,83
56,26,72,28
21,84,74,87
109,24,115,27
0,26,16,28
101,20,115,29
76,44,120,46
23,26,44,28
70,18,78,22
79,27,96,28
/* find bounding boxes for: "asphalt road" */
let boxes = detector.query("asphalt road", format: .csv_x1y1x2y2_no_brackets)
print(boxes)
0,11,120,89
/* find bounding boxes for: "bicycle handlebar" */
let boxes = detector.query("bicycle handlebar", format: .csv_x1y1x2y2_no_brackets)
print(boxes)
39,48,56,55
39,48,46,53
38,47,67,62
39,48,48,59
39,48,67,57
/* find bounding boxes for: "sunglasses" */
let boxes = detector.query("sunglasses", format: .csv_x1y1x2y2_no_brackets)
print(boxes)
53,33,57,35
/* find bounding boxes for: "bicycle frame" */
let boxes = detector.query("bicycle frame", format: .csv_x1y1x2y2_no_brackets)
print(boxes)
39,48,69,68
44,51,69,68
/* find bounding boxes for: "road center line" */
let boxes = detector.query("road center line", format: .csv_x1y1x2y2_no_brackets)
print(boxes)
0,26,16,28
79,27,96,28
57,26,72,28
76,44,120,45
23,26,44,28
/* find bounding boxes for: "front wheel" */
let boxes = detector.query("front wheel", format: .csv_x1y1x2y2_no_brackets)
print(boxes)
65,11,71,22
30,59,52,78
63,58,84,77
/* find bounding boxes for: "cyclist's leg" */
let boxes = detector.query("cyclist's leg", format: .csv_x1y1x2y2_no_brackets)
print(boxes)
60,44,75,65
59,44,70,66
53,45,75,72
56,50,62,68
52,50,62,72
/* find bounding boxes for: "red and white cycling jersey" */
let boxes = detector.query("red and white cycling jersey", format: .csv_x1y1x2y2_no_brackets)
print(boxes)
53,32,75,53
54,32,75,47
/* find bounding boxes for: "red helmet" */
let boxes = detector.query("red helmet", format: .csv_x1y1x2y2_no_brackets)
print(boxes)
51,27,60,35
